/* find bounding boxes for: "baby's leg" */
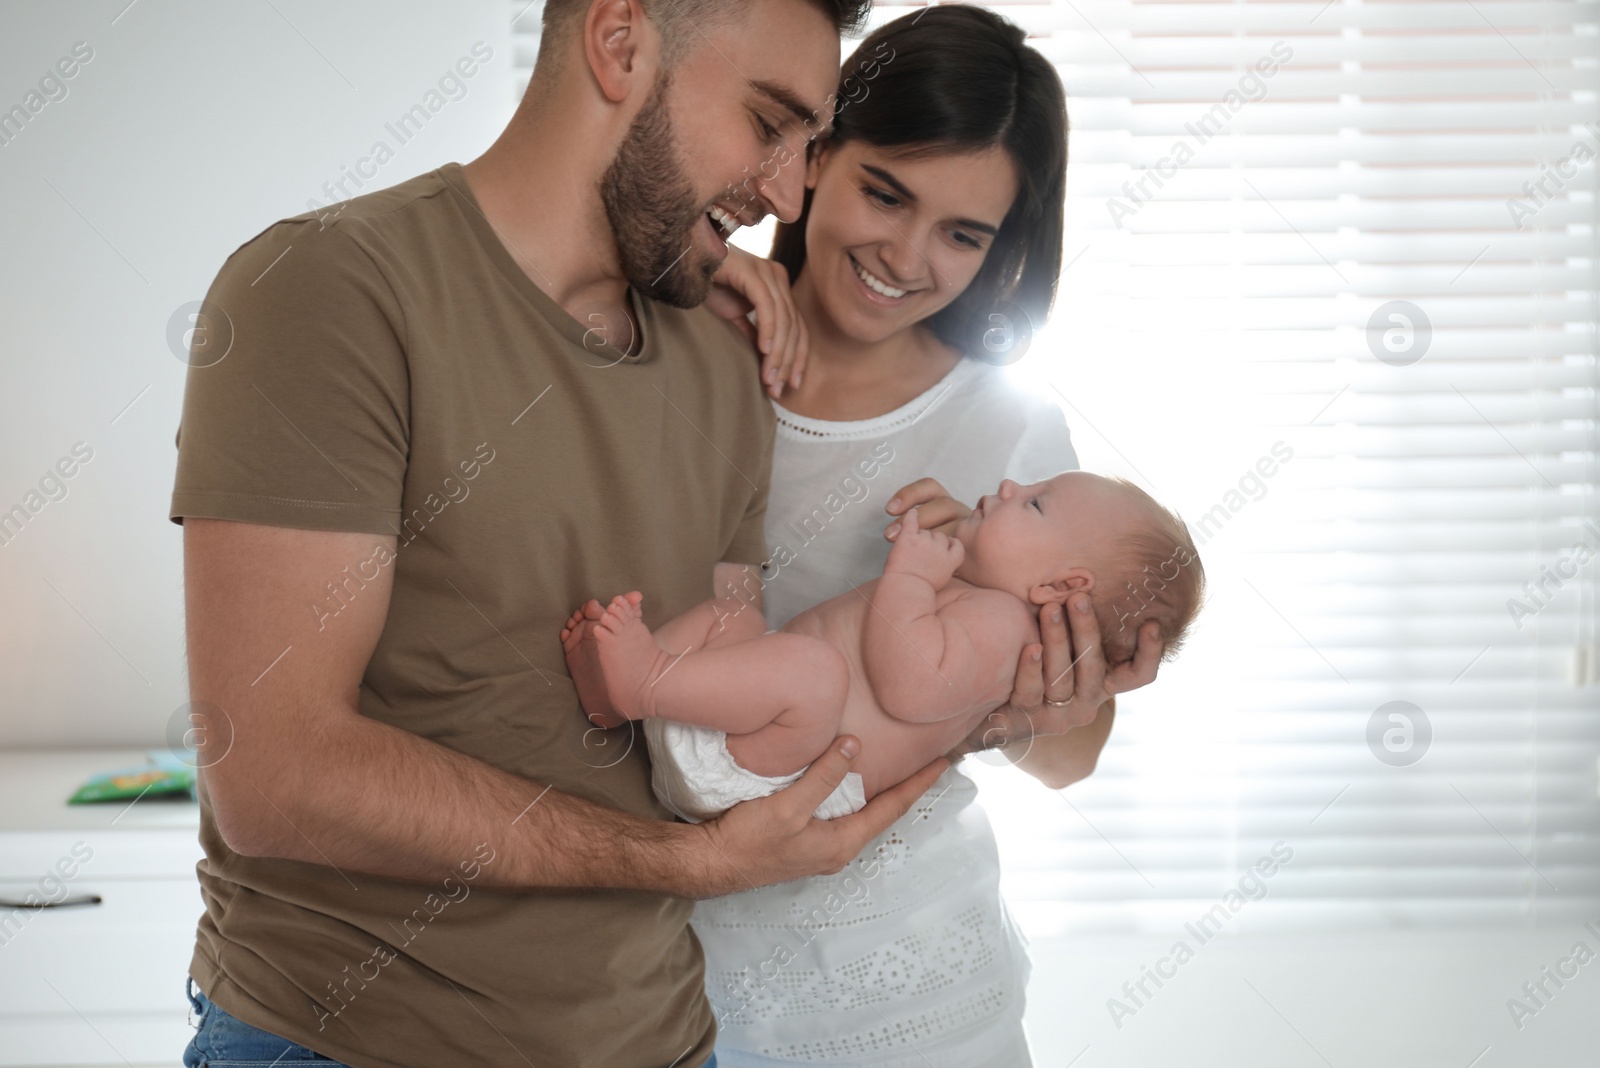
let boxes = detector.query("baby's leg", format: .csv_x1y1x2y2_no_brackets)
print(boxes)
651,591,770,655
586,596,847,773
563,592,767,727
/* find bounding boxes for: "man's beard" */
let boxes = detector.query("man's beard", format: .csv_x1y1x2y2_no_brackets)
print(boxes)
599,71,721,308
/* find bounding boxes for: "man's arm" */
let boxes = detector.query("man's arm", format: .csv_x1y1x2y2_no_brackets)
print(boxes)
186,519,943,898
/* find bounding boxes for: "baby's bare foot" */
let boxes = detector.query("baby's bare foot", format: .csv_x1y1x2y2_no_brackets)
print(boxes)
592,592,671,721
562,598,628,728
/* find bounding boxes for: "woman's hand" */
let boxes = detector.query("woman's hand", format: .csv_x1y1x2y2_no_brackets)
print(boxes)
706,246,808,399
884,476,1165,750
883,477,971,539
993,598,1161,743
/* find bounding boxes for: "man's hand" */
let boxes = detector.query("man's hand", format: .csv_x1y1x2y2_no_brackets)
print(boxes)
696,737,948,895
883,505,964,589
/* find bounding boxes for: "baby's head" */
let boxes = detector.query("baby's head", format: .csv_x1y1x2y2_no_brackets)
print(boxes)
951,471,1204,663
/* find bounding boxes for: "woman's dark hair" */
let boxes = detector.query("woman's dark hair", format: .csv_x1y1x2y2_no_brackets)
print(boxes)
771,4,1068,353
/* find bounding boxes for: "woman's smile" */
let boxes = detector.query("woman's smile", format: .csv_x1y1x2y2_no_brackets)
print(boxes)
848,252,915,304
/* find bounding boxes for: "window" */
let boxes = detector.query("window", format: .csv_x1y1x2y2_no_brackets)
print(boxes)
967,0,1600,935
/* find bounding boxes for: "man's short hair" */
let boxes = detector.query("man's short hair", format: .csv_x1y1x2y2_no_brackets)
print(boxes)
537,0,869,75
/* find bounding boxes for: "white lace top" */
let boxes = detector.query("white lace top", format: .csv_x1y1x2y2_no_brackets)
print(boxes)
693,356,1078,1066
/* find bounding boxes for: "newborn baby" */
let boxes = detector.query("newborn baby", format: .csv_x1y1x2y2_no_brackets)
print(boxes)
560,472,1204,822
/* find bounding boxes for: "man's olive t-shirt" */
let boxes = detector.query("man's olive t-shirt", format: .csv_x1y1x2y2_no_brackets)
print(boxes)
169,162,774,1068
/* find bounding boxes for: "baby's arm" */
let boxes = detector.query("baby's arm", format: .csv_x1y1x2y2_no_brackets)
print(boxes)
863,509,1036,722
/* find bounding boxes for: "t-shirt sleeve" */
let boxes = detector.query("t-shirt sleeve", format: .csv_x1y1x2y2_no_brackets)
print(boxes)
1003,394,1080,482
722,415,774,567
169,219,410,534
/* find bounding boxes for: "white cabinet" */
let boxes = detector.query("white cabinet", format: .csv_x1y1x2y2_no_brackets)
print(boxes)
0,750,202,1067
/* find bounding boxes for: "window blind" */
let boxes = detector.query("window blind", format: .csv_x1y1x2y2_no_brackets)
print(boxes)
964,0,1600,935
512,0,1600,933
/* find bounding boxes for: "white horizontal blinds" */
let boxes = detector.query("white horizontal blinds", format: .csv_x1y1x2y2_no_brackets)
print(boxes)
953,0,1600,934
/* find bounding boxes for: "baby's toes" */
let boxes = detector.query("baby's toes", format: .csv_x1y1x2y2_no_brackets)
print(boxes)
608,593,643,623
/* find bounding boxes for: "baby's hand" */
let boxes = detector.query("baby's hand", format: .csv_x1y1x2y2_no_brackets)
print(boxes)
884,505,964,587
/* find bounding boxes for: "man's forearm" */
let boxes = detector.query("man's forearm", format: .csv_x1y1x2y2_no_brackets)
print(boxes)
212,706,714,897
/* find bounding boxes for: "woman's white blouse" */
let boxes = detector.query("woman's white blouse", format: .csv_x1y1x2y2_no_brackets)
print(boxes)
693,356,1078,1067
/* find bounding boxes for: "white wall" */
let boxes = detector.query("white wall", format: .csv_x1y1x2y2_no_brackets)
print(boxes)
0,1,510,747
1024,931,1600,1068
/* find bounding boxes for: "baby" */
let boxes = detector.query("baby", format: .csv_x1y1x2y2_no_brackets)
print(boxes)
560,471,1204,822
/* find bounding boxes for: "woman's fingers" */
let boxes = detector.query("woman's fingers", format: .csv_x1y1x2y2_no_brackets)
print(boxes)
761,262,798,396
710,248,800,394
1106,619,1163,695
790,310,809,390
1063,593,1108,699
1037,602,1075,701
748,273,779,363
736,257,808,398
702,282,758,345
1005,642,1045,713
885,477,953,515
882,479,970,540
772,259,807,393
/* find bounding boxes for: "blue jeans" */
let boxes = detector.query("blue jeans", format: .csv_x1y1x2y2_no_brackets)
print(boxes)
183,977,350,1066
184,976,718,1067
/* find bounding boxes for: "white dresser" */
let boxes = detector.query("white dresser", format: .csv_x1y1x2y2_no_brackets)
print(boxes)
0,750,203,1067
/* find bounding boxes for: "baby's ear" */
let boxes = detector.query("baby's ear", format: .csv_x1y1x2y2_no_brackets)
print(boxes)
1029,567,1093,606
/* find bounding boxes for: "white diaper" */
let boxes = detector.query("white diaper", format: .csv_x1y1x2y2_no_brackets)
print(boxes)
642,717,866,823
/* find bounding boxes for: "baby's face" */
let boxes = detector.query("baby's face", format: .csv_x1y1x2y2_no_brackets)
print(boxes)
952,472,1134,607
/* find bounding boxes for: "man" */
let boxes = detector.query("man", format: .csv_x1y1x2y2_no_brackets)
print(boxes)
169,0,946,1064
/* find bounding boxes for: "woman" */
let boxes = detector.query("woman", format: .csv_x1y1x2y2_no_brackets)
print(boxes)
699,7,1163,1065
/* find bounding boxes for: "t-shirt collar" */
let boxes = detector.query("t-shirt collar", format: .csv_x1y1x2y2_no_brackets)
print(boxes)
437,160,662,365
